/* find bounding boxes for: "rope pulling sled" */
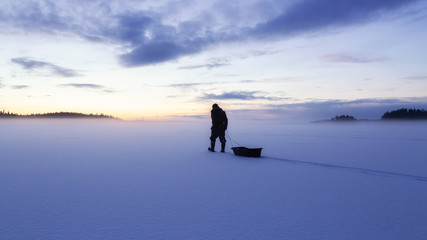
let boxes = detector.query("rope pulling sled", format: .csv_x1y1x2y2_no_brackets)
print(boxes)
226,130,263,158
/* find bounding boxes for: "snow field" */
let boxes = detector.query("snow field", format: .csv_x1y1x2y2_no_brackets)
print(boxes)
1,120,426,239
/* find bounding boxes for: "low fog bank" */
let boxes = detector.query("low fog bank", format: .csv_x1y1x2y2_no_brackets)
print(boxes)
2,118,426,172
1,119,426,239
2,118,426,175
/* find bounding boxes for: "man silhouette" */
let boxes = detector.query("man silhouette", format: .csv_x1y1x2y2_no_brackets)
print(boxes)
209,103,228,152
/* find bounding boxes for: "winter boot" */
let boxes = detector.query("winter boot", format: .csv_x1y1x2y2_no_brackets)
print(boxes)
208,141,215,152
221,142,226,152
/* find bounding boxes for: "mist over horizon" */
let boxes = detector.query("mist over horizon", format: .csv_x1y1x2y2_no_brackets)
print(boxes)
3,102,427,123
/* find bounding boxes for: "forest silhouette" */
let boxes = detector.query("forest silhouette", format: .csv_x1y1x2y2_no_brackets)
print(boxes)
381,108,427,120
322,108,427,122
0,110,117,119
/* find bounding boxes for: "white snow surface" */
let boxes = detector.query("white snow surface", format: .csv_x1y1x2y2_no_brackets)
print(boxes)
1,119,427,239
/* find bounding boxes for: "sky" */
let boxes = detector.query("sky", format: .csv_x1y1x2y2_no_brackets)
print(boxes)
1,0,427,121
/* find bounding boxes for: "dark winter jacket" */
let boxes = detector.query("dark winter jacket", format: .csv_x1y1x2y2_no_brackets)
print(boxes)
211,106,228,131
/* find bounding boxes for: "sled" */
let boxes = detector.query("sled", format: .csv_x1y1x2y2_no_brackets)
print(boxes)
231,147,263,158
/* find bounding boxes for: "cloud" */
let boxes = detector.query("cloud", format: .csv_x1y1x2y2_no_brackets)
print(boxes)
200,91,286,101
166,79,257,89
203,91,262,100
113,13,154,45
11,57,81,77
0,1,70,33
11,85,29,89
1,0,421,67
168,83,205,88
178,62,230,70
401,75,427,81
113,0,422,66
177,49,279,70
120,41,201,66
239,80,258,83
275,98,426,110
59,83,104,89
178,57,231,70
251,0,420,38
112,10,215,66
321,54,388,63
58,83,114,93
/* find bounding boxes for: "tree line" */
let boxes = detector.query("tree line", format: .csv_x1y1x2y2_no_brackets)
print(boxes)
0,110,118,119
381,108,427,120
329,108,427,121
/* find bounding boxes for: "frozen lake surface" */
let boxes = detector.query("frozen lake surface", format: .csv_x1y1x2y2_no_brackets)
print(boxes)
1,120,426,239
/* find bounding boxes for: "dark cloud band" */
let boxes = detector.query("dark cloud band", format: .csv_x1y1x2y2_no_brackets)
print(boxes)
2,0,421,67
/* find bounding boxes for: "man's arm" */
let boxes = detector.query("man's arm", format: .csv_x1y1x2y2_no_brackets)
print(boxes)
223,112,228,130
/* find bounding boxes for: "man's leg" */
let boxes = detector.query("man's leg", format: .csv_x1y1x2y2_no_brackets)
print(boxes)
209,131,218,152
219,135,226,152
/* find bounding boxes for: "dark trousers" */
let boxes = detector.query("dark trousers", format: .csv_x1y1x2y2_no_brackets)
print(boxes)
210,129,226,144
210,128,226,151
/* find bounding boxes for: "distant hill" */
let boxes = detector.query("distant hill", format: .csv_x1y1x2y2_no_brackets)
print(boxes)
0,111,118,119
381,108,427,120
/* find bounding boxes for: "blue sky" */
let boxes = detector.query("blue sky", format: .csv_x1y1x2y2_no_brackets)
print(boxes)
1,0,427,121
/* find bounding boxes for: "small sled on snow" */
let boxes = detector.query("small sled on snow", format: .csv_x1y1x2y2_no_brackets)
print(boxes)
231,147,263,158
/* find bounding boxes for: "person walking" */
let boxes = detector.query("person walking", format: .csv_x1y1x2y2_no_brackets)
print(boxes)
208,103,228,152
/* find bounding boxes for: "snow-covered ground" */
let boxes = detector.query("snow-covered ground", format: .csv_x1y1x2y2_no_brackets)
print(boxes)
1,119,426,239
